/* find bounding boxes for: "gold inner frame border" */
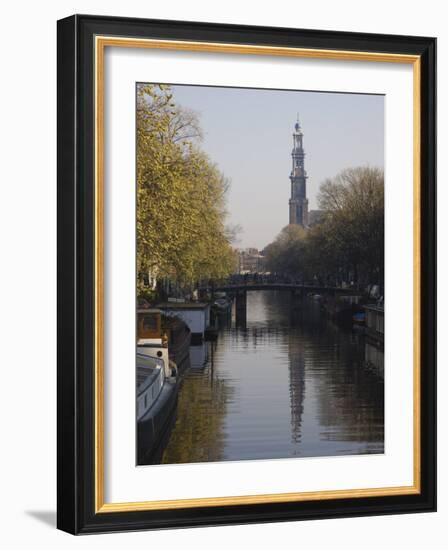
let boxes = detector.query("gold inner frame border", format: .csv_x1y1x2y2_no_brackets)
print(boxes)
94,35,421,513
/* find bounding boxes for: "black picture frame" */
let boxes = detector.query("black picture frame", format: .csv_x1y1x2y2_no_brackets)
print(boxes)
57,14,436,534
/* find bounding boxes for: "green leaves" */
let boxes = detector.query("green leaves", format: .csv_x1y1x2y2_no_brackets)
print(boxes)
136,84,235,295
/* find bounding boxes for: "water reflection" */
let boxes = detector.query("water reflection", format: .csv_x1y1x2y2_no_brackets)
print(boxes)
159,291,384,464
160,341,234,464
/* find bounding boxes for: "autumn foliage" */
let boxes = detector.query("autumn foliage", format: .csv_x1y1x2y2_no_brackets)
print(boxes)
137,84,236,297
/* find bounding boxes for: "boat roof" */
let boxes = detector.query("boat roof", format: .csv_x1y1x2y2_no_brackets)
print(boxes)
138,338,163,346
156,302,210,310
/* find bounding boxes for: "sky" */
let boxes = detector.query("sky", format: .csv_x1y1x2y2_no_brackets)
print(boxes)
166,84,384,250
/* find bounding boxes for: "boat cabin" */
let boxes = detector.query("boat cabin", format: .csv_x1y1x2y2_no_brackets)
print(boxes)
137,308,164,340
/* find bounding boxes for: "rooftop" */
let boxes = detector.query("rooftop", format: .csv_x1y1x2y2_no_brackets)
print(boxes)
156,302,210,310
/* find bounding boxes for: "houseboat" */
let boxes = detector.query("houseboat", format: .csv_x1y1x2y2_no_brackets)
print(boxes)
156,302,211,345
137,308,191,368
136,348,178,464
136,308,190,463
364,304,384,343
364,304,384,378
212,292,233,314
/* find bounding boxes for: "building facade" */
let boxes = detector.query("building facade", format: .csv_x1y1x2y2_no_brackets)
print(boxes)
289,116,309,226
238,248,265,274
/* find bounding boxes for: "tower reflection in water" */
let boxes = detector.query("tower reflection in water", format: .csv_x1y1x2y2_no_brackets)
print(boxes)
157,291,384,465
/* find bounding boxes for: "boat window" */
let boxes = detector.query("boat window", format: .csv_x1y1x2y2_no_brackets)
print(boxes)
142,315,158,331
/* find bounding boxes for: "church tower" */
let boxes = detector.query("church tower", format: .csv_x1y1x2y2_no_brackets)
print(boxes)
289,115,309,226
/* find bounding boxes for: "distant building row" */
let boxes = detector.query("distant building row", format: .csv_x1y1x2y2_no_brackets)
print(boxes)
237,248,266,274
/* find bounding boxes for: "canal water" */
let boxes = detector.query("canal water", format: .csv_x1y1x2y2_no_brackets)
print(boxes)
160,291,384,465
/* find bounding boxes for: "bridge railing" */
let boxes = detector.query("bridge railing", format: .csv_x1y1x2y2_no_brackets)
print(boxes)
203,273,362,291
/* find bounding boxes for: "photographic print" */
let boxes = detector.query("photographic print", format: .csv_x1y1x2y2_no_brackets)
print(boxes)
58,16,436,533
136,83,385,466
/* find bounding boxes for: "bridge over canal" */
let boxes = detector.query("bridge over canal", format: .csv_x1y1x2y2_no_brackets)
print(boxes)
204,282,364,327
211,282,362,297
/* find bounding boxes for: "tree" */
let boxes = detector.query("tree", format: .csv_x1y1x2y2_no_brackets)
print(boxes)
136,84,236,298
264,166,384,287
317,166,384,285
265,224,307,278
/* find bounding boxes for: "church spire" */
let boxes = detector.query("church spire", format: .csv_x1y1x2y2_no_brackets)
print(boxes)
288,116,309,226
